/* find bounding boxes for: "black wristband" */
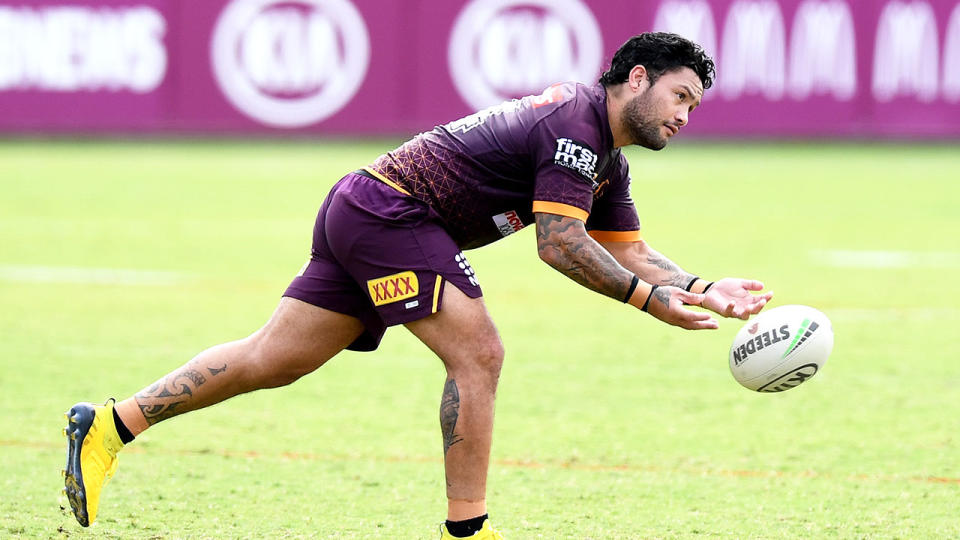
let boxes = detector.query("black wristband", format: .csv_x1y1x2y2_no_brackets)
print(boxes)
684,276,699,291
623,275,640,303
702,281,715,294
640,285,659,312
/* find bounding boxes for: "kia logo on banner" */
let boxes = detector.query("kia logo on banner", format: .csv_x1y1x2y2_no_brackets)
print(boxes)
211,0,370,128
448,0,602,110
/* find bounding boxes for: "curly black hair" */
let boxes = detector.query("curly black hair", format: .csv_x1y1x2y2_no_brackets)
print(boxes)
599,32,715,90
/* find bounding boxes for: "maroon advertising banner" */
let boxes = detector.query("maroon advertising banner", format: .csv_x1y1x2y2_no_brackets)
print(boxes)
1,0,959,137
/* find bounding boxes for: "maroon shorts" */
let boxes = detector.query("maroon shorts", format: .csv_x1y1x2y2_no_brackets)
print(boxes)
284,171,482,351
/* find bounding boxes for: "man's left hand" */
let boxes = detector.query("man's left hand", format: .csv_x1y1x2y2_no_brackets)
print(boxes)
701,278,773,320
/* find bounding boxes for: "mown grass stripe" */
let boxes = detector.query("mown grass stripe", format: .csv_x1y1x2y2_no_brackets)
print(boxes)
0,265,183,286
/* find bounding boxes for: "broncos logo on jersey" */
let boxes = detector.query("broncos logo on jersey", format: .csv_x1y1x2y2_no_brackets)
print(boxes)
592,178,610,199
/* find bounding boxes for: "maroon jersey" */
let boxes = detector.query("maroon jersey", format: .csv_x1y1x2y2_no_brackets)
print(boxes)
367,82,641,249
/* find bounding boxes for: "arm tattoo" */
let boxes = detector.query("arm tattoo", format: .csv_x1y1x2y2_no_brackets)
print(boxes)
645,251,694,288
535,213,632,301
135,367,207,425
440,378,463,455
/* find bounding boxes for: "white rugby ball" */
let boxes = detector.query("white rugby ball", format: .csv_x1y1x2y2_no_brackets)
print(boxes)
729,305,833,392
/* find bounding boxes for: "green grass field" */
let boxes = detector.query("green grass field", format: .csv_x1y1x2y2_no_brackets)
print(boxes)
1,140,958,539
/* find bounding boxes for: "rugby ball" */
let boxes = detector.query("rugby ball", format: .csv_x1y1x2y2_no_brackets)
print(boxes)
729,305,833,392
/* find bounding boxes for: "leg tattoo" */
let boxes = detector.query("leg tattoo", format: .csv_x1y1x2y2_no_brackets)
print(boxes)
440,378,464,455
134,367,207,425
207,364,227,376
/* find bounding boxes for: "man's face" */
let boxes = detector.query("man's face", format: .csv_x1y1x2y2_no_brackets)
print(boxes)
622,67,704,150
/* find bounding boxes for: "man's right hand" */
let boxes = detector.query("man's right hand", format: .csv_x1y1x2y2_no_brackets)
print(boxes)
632,285,719,330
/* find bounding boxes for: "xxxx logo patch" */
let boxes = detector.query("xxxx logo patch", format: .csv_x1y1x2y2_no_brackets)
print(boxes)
367,271,419,306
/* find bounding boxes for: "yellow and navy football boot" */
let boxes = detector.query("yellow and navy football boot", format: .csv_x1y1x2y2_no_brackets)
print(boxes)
63,399,124,527
440,519,504,539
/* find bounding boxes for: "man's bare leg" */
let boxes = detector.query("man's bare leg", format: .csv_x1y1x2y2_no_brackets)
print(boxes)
65,297,365,526
114,297,365,435
405,285,504,523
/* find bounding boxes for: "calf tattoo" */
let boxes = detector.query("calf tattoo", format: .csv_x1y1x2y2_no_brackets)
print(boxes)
207,364,227,376
135,367,207,425
440,378,464,455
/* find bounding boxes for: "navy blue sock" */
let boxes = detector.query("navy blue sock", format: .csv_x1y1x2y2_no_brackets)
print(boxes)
112,407,135,444
445,514,488,537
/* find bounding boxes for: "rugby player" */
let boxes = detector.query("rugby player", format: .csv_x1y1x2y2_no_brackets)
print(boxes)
63,32,772,539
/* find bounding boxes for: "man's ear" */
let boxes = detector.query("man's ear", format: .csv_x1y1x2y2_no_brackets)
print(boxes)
629,65,649,92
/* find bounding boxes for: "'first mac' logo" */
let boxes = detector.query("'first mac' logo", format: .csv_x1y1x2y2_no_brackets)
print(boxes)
554,137,598,180
211,0,370,128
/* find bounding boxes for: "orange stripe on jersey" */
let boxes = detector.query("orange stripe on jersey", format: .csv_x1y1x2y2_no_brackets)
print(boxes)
362,166,411,196
532,201,589,222
588,230,643,243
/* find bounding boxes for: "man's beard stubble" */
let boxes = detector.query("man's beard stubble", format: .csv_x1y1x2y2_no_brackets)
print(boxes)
623,90,668,151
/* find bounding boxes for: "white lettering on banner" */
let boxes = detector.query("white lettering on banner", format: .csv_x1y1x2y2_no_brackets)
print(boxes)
0,6,166,93
652,0,718,63
872,1,939,102
719,0,787,100
211,0,369,128
448,0,602,110
788,0,856,100
943,4,960,102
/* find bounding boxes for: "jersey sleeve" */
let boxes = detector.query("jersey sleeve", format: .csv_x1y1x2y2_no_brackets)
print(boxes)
528,95,602,222
585,155,642,242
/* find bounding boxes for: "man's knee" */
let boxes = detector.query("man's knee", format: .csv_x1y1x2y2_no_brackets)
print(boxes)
481,338,505,380
448,336,505,387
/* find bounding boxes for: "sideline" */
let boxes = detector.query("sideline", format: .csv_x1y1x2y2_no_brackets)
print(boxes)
811,250,960,269
8,438,957,486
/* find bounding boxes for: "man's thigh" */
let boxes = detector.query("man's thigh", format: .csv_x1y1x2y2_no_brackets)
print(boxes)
255,296,366,365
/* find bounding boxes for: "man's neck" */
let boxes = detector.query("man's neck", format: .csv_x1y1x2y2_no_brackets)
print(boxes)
604,83,631,148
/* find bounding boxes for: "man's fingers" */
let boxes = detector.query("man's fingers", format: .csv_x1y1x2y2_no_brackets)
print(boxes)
676,304,717,329
685,317,719,330
741,279,766,291
683,308,713,321
734,297,769,319
677,291,705,306
749,298,768,313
